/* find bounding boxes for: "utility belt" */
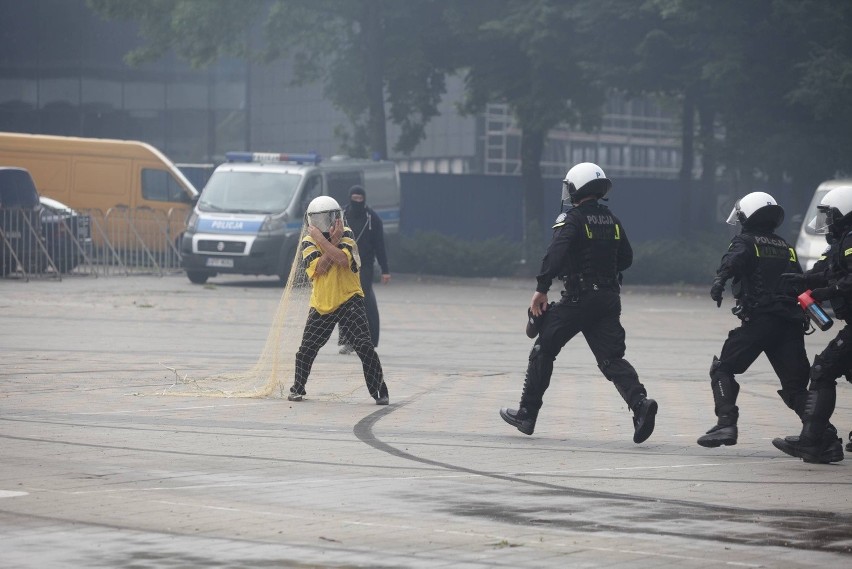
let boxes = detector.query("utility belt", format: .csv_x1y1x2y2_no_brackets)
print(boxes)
561,274,619,297
732,294,799,322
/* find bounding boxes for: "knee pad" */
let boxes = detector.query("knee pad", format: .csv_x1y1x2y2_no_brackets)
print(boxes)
709,355,731,377
808,357,837,391
528,343,541,362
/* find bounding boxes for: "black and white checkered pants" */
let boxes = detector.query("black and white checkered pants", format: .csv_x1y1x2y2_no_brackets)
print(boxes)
294,295,387,399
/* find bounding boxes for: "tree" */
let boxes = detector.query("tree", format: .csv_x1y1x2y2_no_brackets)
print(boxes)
87,0,457,159
451,0,604,263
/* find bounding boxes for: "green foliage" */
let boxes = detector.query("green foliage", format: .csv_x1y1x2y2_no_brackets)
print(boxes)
626,232,731,285
87,0,457,158
386,231,731,284
388,232,522,278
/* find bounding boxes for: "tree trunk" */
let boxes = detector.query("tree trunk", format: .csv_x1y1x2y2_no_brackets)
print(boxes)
679,87,696,237
520,127,546,269
361,0,388,159
697,98,717,232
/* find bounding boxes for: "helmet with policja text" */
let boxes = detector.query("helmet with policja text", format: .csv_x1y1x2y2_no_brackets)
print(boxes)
305,195,343,232
809,185,852,235
562,162,612,204
726,191,784,230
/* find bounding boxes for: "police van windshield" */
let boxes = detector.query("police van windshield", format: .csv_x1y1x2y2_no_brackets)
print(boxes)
198,171,301,214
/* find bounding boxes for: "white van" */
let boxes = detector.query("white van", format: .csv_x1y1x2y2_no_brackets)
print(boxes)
180,152,400,284
794,178,852,270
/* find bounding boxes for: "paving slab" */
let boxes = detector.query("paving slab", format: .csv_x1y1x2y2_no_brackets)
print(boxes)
0,273,850,568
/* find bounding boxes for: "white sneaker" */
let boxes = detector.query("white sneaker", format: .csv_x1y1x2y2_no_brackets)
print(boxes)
339,344,355,355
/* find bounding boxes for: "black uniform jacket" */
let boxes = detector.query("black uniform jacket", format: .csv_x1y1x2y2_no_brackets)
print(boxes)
536,200,632,294
717,230,802,320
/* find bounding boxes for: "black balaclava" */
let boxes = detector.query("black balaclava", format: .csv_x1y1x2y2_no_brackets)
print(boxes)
349,185,367,217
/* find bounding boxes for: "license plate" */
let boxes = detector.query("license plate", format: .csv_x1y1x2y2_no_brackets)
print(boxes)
206,257,234,268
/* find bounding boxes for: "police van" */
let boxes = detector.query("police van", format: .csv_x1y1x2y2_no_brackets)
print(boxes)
794,178,852,270
180,152,400,284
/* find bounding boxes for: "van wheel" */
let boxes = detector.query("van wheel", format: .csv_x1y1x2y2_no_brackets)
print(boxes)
187,270,209,285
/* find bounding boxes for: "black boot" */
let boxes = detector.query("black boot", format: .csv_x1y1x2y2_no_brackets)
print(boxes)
808,427,844,464
773,389,842,463
499,407,537,436
847,430,852,453
631,397,658,443
783,425,845,464
697,413,738,447
772,435,844,463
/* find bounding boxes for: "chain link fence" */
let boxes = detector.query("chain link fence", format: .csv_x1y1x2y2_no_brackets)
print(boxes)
1,205,186,281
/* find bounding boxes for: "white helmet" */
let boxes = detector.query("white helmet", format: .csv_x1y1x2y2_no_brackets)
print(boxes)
725,191,784,229
809,186,852,234
306,195,343,232
562,162,612,203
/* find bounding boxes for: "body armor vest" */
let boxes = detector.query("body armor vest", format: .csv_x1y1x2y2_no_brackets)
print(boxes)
564,205,621,293
731,232,796,310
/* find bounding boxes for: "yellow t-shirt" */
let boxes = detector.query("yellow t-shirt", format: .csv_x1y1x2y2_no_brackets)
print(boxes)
302,227,364,314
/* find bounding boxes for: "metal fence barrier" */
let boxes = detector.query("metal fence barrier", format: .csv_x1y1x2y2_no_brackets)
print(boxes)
0,206,186,281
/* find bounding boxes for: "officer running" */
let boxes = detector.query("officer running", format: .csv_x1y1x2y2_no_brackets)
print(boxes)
698,192,841,460
773,186,852,463
500,162,658,443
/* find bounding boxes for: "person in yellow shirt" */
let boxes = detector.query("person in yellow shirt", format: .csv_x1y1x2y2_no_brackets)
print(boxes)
289,196,389,405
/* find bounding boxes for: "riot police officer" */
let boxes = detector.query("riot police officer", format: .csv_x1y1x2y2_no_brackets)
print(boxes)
500,162,657,444
698,193,823,452
773,186,852,463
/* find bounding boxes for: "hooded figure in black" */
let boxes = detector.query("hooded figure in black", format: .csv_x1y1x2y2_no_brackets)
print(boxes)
499,162,658,444
699,192,842,463
338,185,390,351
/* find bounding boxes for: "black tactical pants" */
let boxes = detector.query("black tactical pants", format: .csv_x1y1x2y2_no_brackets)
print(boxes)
798,323,852,440
713,313,810,417
520,290,646,413
360,265,380,347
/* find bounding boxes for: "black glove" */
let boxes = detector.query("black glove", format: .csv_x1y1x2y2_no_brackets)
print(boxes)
779,273,810,296
810,286,835,302
710,278,725,307
779,272,807,286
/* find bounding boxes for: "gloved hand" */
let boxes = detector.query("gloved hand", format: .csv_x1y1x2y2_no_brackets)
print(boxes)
779,273,810,296
780,272,807,287
710,278,725,307
810,286,835,302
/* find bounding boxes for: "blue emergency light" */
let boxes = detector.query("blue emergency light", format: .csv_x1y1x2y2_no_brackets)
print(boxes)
225,151,322,165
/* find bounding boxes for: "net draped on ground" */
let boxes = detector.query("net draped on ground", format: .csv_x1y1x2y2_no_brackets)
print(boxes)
160,224,369,399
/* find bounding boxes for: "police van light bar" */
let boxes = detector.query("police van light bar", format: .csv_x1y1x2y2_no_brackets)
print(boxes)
225,151,321,165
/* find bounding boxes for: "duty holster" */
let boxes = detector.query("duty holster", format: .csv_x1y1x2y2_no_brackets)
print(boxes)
562,274,618,298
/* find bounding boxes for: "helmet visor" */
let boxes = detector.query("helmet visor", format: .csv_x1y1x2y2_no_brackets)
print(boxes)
561,180,571,202
808,207,831,235
307,209,342,232
725,202,741,226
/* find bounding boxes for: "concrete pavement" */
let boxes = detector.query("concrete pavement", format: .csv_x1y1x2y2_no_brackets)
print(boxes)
0,273,850,568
